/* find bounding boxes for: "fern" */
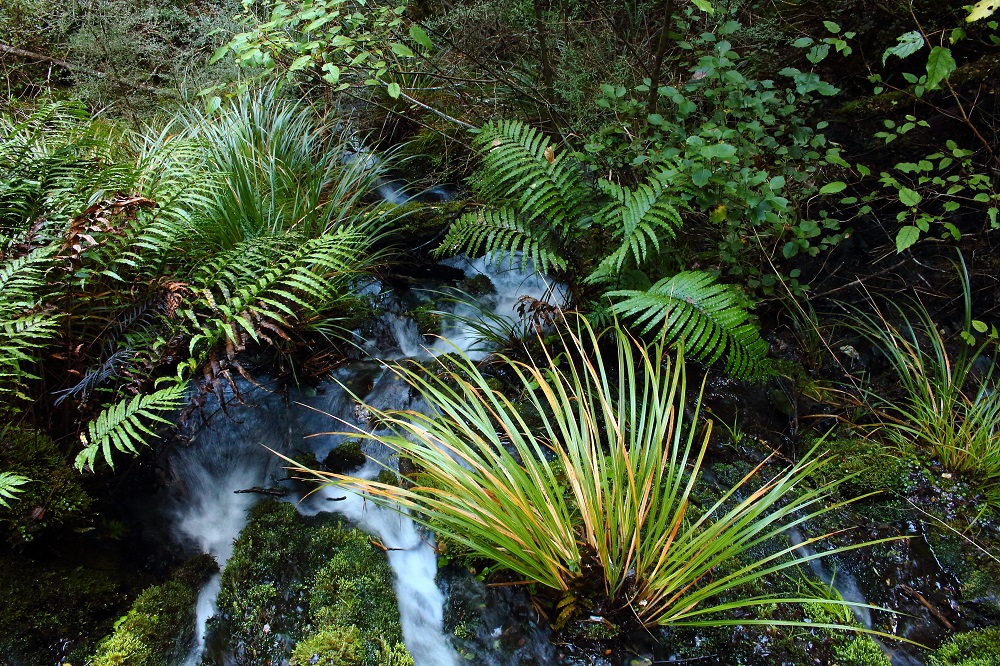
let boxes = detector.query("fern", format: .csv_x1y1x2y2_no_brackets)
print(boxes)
184,228,373,353
608,271,770,379
471,119,592,232
75,381,188,471
0,247,61,397
587,175,683,284
0,471,30,509
435,208,568,274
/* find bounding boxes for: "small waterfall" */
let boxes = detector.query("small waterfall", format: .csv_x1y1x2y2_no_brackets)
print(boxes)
171,384,290,664
168,250,564,666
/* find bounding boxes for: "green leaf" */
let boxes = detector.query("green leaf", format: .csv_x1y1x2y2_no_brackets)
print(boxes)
386,82,402,98
898,187,922,207
819,181,847,195
390,42,416,57
409,24,433,49
700,143,737,160
289,54,313,71
690,0,714,14
925,47,956,90
823,21,841,34
895,226,920,252
882,31,924,65
792,37,814,48
322,63,341,84
209,44,230,65
692,168,712,187
973,319,989,333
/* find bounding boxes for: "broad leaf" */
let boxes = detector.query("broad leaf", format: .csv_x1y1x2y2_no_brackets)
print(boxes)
896,226,920,252
882,31,924,65
925,47,956,90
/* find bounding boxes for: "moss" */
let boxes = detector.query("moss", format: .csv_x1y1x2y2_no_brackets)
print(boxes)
291,626,364,666
834,636,891,666
376,639,415,666
928,627,1000,666
89,580,198,666
0,428,93,543
323,440,367,474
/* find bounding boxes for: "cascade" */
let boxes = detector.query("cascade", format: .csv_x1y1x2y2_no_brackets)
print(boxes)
170,249,564,665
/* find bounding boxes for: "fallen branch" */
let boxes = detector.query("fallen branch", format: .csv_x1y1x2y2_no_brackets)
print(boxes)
901,584,956,630
0,43,177,97
234,486,289,497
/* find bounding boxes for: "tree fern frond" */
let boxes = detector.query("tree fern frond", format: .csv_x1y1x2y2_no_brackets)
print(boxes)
0,471,30,509
608,271,769,379
433,208,568,274
471,120,592,233
75,382,188,471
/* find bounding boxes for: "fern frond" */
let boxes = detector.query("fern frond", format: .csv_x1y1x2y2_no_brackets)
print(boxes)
471,120,592,233
0,471,30,509
433,208,568,274
184,228,373,352
587,177,684,284
75,382,188,471
0,247,61,395
608,271,769,379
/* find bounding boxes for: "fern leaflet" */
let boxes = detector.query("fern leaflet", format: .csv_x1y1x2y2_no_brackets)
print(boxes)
0,471,30,509
434,208,568,274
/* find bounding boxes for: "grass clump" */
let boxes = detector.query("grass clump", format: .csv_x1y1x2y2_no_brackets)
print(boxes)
297,315,887,630
850,285,1000,493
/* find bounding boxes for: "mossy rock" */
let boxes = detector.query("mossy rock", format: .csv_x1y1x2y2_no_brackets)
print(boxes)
455,273,497,298
928,627,1000,666
89,580,198,666
408,304,443,337
369,200,468,248
0,427,93,543
0,550,124,665
209,500,408,666
323,441,367,474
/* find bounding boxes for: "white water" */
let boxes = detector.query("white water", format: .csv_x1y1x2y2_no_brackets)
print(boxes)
169,253,564,666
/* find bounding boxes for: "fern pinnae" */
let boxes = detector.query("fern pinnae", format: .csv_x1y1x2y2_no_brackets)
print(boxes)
608,271,769,379
76,381,187,470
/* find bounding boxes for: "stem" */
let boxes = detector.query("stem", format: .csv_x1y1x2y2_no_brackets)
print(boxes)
647,0,675,117
532,0,556,105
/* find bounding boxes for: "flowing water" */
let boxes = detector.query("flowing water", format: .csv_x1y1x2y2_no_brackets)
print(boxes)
169,253,564,666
